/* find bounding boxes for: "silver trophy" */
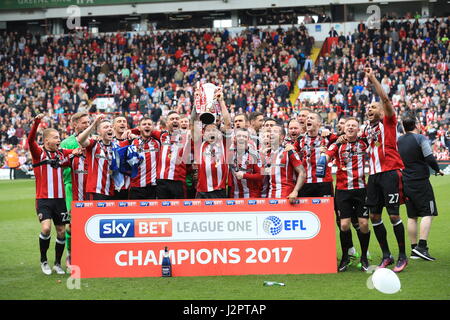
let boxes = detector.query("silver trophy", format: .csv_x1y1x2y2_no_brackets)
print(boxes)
194,82,220,125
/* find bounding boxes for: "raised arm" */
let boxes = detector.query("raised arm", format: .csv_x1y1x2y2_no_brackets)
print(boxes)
77,114,104,147
27,114,45,159
215,87,231,131
366,67,394,117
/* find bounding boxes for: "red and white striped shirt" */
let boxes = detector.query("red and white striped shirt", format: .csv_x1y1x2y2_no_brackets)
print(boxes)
326,139,368,190
70,154,87,201
298,134,337,183
267,147,303,198
28,119,72,199
362,114,404,175
120,137,160,188
229,149,262,198
153,130,189,182
85,139,115,196
196,141,228,193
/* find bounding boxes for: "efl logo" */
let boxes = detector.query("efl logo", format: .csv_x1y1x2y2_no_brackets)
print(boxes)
99,218,172,238
263,216,307,236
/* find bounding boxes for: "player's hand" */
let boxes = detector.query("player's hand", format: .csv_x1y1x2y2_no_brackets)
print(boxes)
71,148,83,156
284,143,295,152
121,129,137,140
438,170,445,176
364,67,374,79
234,171,245,180
336,135,347,144
94,114,105,124
214,87,224,101
35,113,45,121
287,190,298,204
321,129,331,137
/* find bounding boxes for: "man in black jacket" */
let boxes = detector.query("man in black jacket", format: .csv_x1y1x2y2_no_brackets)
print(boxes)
398,115,444,261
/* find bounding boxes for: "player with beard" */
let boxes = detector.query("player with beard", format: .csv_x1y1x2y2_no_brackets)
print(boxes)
120,117,160,199
28,114,80,275
336,117,348,136
112,115,131,199
78,115,117,200
150,111,191,199
362,67,407,272
297,112,337,197
325,118,371,271
122,111,190,199
192,86,231,199
229,128,262,198
265,124,306,202
287,119,301,144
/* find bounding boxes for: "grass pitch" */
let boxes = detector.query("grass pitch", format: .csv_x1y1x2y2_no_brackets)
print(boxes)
0,177,449,300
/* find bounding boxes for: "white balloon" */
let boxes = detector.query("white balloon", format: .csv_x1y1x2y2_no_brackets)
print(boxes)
371,268,401,294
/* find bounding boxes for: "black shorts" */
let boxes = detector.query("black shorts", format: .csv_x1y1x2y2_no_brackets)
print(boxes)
299,182,334,197
156,179,186,199
366,169,404,215
335,189,369,220
36,199,70,225
129,185,157,200
403,179,438,218
112,189,129,200
196,189,228,199
87,193,115,201
334,187,359,225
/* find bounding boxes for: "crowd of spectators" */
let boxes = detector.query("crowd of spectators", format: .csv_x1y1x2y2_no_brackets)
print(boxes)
0,25,313,168
0,14,449,171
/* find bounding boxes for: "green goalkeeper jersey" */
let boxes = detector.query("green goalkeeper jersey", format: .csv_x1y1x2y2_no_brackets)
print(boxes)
61,134,80,210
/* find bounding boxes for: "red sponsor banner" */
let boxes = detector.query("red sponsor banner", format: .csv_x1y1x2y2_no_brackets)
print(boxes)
72,198,336,278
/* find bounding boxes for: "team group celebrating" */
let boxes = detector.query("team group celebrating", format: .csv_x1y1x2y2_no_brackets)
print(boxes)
29,67,443,276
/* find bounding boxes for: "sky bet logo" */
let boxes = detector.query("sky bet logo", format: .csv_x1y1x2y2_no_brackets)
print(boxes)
99,218,172,238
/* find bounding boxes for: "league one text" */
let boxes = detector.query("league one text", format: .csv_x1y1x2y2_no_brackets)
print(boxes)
72,198,335,278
